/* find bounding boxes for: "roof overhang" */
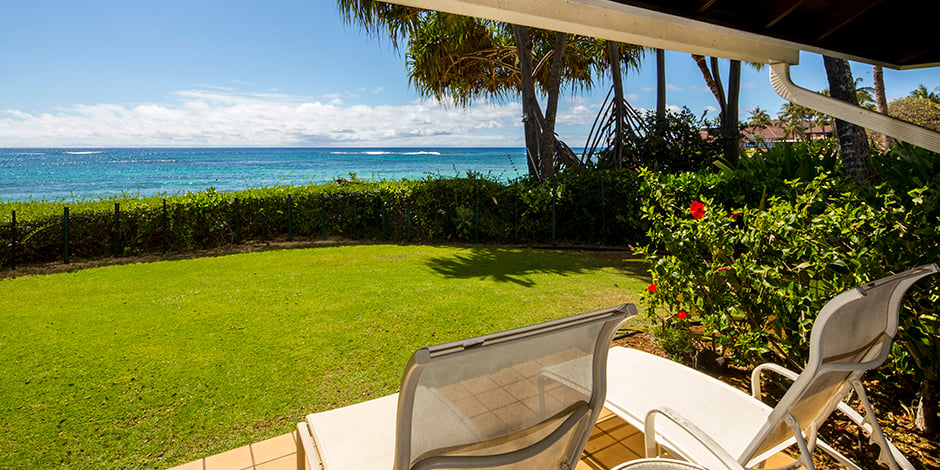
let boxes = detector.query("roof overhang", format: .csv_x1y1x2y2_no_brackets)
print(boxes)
386,0,802,64
384,0,940,152
385,0,940,69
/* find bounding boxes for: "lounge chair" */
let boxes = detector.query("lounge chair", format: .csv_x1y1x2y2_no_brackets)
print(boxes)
296,303,634,470
604,264,938,470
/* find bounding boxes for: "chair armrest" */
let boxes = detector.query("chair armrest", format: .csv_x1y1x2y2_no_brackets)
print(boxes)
644,407,745,470
750,363,799,400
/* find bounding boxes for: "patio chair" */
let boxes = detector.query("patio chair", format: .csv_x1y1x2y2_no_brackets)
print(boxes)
296,303,634,470
604,264,938,470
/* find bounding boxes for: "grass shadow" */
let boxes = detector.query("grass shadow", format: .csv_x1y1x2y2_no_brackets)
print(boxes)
424,246,648,287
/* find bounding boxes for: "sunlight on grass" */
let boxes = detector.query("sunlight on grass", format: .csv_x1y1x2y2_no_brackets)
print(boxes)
0,244,648,469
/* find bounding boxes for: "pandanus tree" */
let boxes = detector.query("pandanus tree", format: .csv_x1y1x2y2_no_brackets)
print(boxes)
337,0,612,180
581,41,645,168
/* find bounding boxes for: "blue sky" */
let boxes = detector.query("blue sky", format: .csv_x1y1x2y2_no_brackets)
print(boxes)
1,0,938,147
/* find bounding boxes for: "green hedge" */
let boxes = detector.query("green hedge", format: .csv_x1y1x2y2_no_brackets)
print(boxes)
0,171,647,267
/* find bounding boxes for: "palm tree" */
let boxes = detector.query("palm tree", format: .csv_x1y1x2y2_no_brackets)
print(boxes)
746,107,771,129
691,55,764,161
338,1,602,179
872,65,895,149
655,49,666,119
823,56,872,184
778,102,809,140
910,84,940,102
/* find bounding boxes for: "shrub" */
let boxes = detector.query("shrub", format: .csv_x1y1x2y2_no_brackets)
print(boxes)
608,108,725,173
639,145,940,371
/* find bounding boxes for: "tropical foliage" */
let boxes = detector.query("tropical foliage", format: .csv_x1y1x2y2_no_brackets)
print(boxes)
335,0,643,180
889,96,940,132
639,142,940,433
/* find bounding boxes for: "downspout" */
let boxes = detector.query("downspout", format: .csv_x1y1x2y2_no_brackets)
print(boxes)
769,62,940,154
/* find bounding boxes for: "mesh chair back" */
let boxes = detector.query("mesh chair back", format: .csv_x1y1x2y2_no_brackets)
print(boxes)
393,304,634,470
744,264,938,462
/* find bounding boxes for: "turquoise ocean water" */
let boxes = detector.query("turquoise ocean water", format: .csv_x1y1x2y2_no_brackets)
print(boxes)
0,148,527,202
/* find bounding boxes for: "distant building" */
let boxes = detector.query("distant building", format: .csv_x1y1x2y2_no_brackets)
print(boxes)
741,120,834,148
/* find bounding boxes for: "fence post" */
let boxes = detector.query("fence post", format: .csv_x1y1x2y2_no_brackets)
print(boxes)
260,207,268,242
551,180,557,244
287,195,293,242
406,200,412,242
112,203,121,257
600,177,607,244
352,193,358,240
162,199,168,254
63,207,70,264
320,194,327,240
10,210,16,270
234,198,241,244
381,200,388,240
474,190,480,243
201,207,209,248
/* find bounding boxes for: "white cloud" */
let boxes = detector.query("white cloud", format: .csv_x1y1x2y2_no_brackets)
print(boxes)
666,84,684,92
704,105,720,114
0,89,530,147
625,93,640,102
556,103,596,126
742,81,759,89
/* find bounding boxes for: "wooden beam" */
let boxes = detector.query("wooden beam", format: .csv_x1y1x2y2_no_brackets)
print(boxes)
816,0,884,41
694,0,720,14
763,0,809,29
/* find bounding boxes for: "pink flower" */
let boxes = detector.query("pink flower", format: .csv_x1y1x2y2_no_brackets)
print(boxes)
715,266,730,273
690,200,705,220
676,311,688,319
647,284,657,293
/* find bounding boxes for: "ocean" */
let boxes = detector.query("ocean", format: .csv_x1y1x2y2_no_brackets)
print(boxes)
0,147,527,202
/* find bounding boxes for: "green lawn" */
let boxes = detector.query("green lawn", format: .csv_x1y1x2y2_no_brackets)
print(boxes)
0,244,648,469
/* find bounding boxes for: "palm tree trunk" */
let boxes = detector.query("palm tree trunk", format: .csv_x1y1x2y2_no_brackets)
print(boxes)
692,55,725,115
511,24,541,178
872,65,896,149
823,56,874,184
692,55,739,161
538,32,567,179
723,60,741,161
609,41,625,166
656,49,666,119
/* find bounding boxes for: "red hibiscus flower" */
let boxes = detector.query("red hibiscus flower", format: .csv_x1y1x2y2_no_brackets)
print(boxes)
714,266,730,273
676,311,688,319
729,211,742,219
690,200,705,219
647,283,657,293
